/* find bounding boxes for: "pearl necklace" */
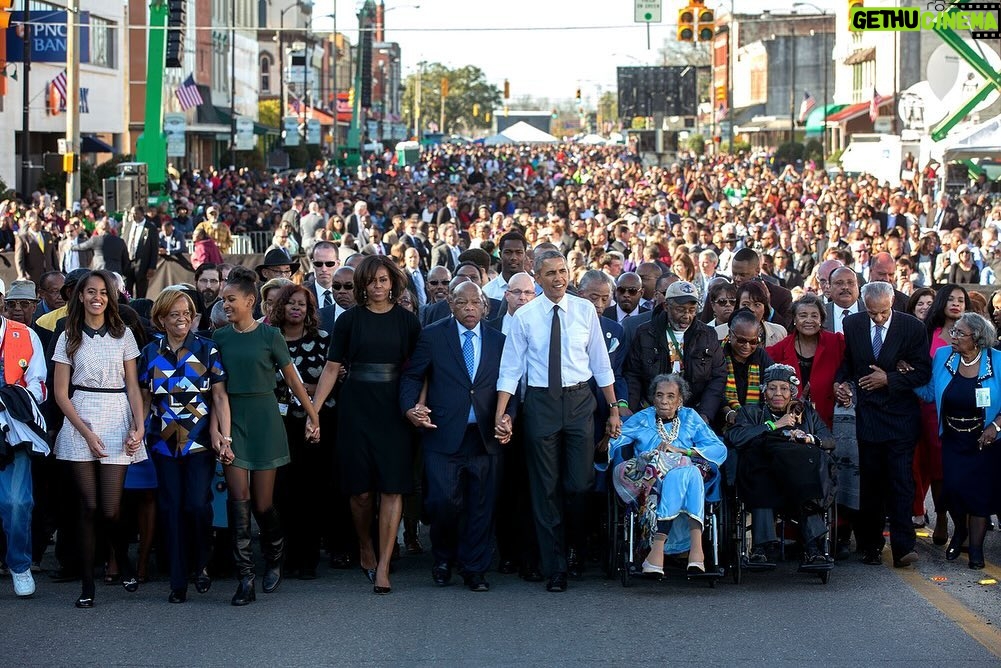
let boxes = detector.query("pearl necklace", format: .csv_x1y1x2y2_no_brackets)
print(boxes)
233,320,257,334
655,414,682,445
960,350,982,367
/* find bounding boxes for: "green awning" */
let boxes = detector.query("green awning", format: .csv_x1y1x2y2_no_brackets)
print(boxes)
205,106,279,136
805,103,848,135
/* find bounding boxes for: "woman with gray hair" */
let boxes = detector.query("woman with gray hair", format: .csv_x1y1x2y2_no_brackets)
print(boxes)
916,312,1001,570
606,373,727,576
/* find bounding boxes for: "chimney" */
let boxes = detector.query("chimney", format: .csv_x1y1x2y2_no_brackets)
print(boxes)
375,0,385,42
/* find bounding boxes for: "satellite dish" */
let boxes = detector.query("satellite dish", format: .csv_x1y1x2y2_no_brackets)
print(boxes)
926,41,1001,112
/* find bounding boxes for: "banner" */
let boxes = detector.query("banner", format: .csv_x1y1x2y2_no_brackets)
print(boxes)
305,118,321,145
5,11,91,63
235,116,255,151
283,116,300,146
164,112,187,157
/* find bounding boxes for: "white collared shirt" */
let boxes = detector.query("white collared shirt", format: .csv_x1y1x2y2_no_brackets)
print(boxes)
497,293,614,394
834,303,858,334
870,312,891,350
313,281,334,310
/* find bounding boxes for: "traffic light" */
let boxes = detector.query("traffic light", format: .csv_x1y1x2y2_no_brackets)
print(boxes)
348,87,354,108
696,6,715,41
0,0,13,29
472,103,479,117
165,0,185,68
62,153,78,173
551,108,558,119
503,79,510,99
441,77,449,97
677,6,695,42
484,112,491,123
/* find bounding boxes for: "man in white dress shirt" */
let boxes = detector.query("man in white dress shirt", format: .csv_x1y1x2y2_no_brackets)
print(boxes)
825,266,862,334
495,250,621,592
483,232,530,301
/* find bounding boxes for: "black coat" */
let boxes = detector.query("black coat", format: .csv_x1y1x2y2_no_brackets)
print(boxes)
624,307,725,420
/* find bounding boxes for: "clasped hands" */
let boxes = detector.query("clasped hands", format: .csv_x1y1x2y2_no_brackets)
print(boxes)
407,403,437,430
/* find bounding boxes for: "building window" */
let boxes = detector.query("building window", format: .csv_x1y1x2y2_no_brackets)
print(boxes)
89,16,116,68
260,54,272,93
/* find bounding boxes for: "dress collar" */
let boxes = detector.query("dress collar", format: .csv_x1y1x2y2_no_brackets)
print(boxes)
82,323,108,338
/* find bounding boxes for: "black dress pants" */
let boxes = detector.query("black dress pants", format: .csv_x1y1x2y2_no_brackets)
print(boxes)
857,438,917,560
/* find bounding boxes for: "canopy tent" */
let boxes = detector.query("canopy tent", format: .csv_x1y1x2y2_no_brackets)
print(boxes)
577,133,608,145
499,121,558,144
942,114,1001,162
482,133,515,145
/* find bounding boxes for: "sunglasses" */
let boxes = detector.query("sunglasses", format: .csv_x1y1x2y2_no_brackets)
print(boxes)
330,282,353,291
313,261,338,267
714,298,736,306
5,300,37,309
428,280,449,286
616,286,640,295
730,335,760,346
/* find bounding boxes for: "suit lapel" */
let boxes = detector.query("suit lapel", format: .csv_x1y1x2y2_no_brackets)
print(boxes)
444,318,468,381
876,316,902,364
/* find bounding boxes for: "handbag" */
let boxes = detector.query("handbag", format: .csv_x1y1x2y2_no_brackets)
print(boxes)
612,449,688,505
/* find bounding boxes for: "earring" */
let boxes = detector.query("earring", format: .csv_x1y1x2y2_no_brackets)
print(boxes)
363,289,368,302
389,290,394,300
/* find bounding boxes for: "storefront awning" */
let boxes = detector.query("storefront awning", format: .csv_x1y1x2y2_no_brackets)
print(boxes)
200,105,279,136
826,95,893,124
286,104,336,127
804,103,848,135
735,116,793,133
81,135,116,153
844,47,876,65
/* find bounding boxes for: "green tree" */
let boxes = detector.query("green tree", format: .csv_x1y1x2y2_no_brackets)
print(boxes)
401,63,502,136
598,91,618,128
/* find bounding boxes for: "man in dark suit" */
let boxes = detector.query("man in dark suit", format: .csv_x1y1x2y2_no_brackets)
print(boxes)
422,263,503,325
868,252,910,312
121,205,160,298
930,193,960,231
360,227,390,256
602,272,650,324
729,247,793,329
402,247,427,308
609,223,631,259
431,224,461,271
824,267,864,334
400,282,511,592
14,212,58,285
772,250,805,291
399,216,430,270
69,218,129,273
435,194,459,228
835,281,930,568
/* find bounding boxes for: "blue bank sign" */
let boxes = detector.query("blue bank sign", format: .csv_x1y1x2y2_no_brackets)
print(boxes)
5,11,91,63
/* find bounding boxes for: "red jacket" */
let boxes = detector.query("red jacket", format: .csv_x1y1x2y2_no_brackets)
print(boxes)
767,329,845,429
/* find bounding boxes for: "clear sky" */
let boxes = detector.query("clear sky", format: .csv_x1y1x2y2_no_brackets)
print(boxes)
311,0,838,104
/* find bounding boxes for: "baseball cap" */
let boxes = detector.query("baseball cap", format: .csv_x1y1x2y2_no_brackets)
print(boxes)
664,281,699,304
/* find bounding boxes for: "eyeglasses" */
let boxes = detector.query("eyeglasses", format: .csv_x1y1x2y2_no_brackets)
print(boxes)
616,286,640,295
5,300,37,309
267,268,293,276
714,298,736,306
313,261,338,268
950,328,972,338
330,282,353,291
428,280,449,286
507,289,532,297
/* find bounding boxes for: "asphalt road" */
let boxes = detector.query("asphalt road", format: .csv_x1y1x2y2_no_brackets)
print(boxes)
3,524,1001,667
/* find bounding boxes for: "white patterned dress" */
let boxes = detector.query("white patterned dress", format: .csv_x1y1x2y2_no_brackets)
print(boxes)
53,327,145,465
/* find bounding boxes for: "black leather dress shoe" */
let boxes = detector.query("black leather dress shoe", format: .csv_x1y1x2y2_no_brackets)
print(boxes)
861,549,882,566
432,563,452,586
168,589,187,604
520,566,544,582
567,549,583,579
195,569,212,594
497,559,518,575
465,573,490,592
546,572,568,592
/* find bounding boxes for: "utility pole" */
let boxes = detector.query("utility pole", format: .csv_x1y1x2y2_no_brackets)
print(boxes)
19,0,30,198
229,0,236,168
65,0,80,205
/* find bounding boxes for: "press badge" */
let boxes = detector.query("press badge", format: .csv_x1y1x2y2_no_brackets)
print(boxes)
278,403,289,416
976,388,991,408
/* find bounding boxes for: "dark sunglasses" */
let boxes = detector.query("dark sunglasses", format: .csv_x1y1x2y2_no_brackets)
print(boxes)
428,280,449,286
714,298,736,306
330,282,353,290
313,261,338,267
616,286,640,295
730,335,760,346
5,300,37,309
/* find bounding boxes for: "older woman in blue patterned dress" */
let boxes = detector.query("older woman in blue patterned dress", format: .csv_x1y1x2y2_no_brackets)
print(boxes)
607,373,727,576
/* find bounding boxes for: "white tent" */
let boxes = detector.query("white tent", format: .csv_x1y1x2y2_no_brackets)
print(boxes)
482,133,514,145
577,133,608,145
942,114,1001,162
499,121,558,144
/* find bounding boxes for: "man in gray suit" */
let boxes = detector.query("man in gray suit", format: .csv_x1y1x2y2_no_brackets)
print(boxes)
824,266,864,334
71,218,129,273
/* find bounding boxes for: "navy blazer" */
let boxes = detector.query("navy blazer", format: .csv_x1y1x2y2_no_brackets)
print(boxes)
422,296,503,326
400,317,512,456
836,311,931,441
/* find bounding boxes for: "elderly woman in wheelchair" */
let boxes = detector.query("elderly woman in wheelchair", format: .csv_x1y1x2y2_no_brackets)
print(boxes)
726,364,837,572
607,373,727,576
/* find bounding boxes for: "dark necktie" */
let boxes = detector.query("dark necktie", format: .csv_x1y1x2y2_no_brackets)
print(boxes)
549,304,562,400
872,324,883,359
322,289,332,309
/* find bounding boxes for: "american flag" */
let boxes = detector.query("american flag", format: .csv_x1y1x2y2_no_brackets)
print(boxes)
798,91,817,122
717,101,728,121
869,87,880,123
51,69,67,103
288,93,302,114
175,74,204,111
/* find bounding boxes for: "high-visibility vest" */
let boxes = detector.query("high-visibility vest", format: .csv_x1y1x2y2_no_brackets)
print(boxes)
2,319,36,389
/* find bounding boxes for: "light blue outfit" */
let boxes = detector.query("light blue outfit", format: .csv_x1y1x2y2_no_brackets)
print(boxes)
915,346,1001,432
606,406,727,554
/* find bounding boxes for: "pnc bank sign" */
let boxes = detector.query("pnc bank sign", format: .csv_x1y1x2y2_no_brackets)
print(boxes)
849,2,1000,39
4,11,91,63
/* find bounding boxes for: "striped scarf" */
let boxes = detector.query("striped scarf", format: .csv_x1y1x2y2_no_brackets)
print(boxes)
725,356,760,411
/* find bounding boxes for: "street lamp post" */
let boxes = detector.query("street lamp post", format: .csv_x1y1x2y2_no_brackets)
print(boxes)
278,0,311,145
794,2,831,159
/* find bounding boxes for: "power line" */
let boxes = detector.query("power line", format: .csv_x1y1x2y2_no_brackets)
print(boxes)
11,19,678,32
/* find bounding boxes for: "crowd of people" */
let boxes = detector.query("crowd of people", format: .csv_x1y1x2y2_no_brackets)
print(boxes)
0,142,999,605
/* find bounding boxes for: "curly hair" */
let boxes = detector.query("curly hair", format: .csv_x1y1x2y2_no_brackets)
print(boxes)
268,283,319,336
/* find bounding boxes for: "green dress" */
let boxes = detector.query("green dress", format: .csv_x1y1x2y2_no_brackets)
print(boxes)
214,323,292,470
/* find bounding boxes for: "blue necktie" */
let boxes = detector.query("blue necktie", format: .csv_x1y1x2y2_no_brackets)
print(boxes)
872,324,883,360
462,330,475,380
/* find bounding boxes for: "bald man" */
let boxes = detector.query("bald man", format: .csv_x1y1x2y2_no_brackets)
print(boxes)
869,252,910,312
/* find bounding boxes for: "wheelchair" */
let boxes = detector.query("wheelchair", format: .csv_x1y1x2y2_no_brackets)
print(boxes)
604,443,728,588
723,446,837,586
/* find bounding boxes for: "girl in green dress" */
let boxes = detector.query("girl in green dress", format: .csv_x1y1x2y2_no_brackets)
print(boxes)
213,266,320,606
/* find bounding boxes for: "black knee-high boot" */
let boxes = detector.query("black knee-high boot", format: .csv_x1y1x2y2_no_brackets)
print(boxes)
228,500,255,606
256,505,284,593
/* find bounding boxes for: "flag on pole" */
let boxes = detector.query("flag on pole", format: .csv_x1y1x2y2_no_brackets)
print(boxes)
798,90,817,123
51,69,67,103
175,74,204,111
869,87,880,123
288,92,302,114
717,101,728,121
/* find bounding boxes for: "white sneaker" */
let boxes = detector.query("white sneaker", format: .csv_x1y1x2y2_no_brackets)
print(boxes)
12,570,35,597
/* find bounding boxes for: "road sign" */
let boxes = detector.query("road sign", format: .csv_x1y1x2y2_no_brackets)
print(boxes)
634,0,662,23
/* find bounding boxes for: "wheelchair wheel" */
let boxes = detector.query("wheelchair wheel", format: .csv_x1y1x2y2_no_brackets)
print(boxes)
604,492,618,580
819,569,831,585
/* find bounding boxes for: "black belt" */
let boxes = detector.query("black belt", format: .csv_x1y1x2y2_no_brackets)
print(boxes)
348,363,399,383
71,385,126,394
527,381,589,393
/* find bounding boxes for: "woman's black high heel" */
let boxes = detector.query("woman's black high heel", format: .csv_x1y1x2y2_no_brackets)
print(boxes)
946,531,967,561
122,577,139,593
968,547,986,570
360,566,376,584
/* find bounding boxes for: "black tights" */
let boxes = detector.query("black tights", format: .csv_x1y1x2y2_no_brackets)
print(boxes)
950,511,990,552
71,462,131,597
224,466,277,516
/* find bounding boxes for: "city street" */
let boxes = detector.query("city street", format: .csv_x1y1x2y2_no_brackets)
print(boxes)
4,528,1001,666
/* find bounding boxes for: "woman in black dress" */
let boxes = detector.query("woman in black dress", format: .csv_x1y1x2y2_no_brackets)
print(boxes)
312,255,421,594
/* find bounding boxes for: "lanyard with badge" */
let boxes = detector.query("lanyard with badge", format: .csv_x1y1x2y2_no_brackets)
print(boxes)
666,328,684,374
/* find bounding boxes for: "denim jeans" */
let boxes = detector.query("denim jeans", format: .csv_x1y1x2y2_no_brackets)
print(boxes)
0,449,33,573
